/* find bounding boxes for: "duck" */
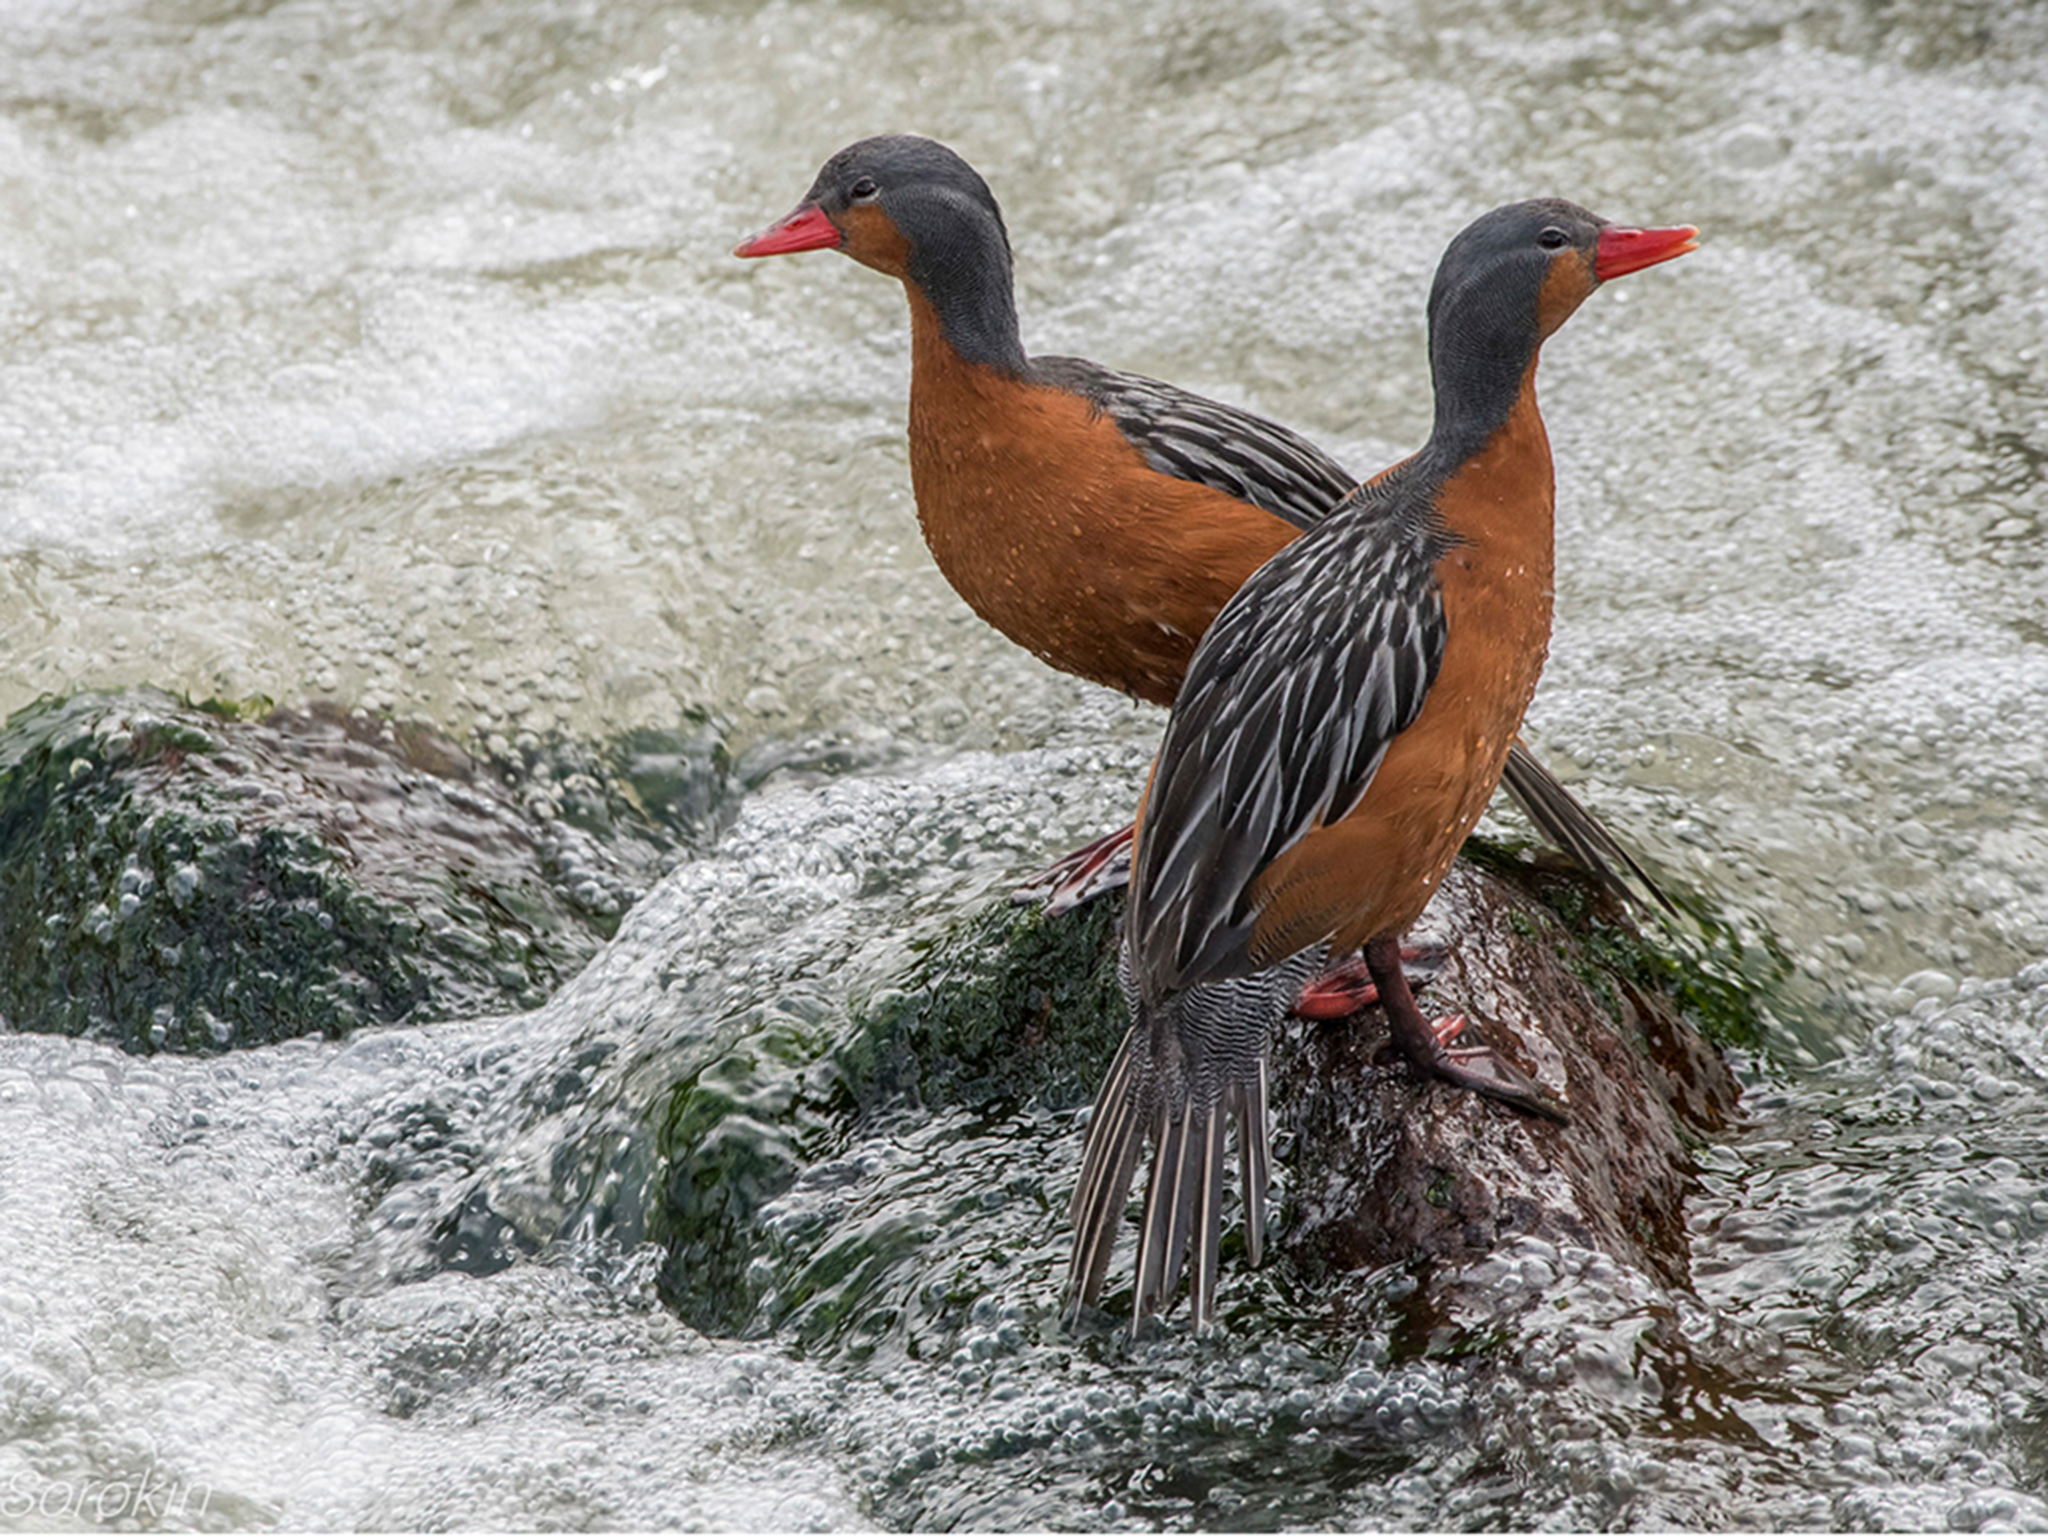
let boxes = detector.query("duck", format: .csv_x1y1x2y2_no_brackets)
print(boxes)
1065,199,1697,1329
734,135,1665,916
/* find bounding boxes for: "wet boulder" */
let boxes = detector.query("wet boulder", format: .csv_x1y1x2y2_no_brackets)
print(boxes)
0,690,725,1052
650,842,1768,1346
1275,854,1750,1300
651,894,1135,1342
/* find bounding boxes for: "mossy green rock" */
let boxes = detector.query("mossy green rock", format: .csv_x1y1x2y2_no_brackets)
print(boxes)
652,895,1132,1345
0,690,710,1053
834,893,1131,1118
651,842,1777,1350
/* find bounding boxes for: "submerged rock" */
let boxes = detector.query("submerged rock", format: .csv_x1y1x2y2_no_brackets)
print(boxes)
0,690,726,1052
651,841,1770,1346
652,895,1135,1342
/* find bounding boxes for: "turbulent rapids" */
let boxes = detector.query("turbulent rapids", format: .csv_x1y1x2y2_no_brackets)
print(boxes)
2,0,2047,1528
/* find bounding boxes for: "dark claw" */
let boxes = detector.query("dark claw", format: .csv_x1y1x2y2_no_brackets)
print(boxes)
1427,1027,1572,1125
1365,934,1570,1125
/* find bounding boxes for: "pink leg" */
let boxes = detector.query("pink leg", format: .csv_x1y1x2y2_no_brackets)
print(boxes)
1292,943,1451,1022
1009,823,1134,914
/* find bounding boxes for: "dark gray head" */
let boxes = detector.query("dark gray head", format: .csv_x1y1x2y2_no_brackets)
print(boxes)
1425,198,1696,453
801,135,1010,268
735,134,1026,372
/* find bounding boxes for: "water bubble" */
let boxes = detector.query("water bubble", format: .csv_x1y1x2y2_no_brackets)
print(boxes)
1717,123,1790,171
1902,969,1961,1002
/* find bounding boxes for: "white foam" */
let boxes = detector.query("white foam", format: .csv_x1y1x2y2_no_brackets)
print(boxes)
0,1023,870,1531
3,0,2048,1524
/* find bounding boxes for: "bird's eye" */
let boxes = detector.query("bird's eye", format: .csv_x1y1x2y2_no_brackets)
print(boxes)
1537,227,1570,251
849,176,880,203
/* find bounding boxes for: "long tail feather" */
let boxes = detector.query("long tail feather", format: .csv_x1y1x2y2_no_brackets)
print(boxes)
1238,1058,1271,1269
1500,742,1675,915
1064,945,1317,1332
1134,1100,1194,1318
1189,1103,1229,1326
1064,1029,1148,1319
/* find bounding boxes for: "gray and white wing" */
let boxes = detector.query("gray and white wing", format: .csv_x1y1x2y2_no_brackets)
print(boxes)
1031,355,1356,531
1128,512,1448,998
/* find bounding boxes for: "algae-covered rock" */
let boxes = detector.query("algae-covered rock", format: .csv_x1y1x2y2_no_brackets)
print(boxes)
650,841,1773,1348
652,895,1132,1343
0,690,723,1052
834,894,1132,1118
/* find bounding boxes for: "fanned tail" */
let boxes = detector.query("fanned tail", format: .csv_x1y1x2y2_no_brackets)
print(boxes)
1065,1025,1149,1317
1499,741,1675,916
1064,948,1313,1332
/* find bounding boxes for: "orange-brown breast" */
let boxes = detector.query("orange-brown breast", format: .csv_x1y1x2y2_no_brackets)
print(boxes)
904,292,1299,707
1247,368,1556,961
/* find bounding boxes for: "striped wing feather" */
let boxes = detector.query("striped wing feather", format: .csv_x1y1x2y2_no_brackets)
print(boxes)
1030,355,1355,532
1128,497,1449,999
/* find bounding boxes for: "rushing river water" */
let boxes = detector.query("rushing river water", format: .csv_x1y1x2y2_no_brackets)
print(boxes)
3,0,2047,1528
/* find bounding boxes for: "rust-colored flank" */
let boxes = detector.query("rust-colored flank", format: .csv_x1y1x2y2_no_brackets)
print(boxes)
905,292,1298,707
1249,367,1556,961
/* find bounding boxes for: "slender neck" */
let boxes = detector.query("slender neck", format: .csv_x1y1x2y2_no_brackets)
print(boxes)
901,198,1028,376
1418,277,1544,472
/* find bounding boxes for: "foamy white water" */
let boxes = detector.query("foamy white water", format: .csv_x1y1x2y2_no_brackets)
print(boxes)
3,0,2046,1527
